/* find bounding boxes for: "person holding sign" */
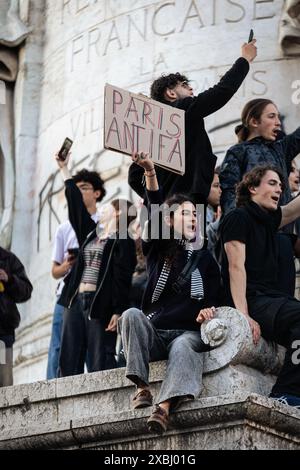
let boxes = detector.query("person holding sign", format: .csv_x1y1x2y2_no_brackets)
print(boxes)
128,40,257,205
119,151,221,434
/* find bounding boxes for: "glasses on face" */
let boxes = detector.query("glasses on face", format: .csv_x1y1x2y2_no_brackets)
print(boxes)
77,184,94,192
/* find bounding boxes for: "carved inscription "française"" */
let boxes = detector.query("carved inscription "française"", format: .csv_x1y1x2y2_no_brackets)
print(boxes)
61,0,276,25
63,0,277,71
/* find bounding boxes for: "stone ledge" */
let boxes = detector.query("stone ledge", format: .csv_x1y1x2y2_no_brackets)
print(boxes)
0,307,293,449
0,393,299,450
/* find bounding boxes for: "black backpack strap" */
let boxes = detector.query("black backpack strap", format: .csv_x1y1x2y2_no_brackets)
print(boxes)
172,249,204,294
144,250,205,316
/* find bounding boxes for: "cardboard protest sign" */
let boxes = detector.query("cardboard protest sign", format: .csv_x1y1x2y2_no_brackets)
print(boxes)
104,83,185,175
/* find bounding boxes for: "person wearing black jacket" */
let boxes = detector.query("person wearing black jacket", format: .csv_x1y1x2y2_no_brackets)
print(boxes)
128,41,257,205
55,154,137,377
0,247,32,386
119,152,221,434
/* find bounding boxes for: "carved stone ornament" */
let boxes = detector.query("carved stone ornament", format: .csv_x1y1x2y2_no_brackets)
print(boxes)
279,0,300,56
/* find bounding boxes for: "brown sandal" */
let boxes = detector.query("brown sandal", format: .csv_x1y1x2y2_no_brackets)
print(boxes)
132,389,153,409
147,404,169,434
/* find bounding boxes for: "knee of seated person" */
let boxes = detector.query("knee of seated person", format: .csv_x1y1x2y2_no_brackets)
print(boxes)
121,307,143,324
171,332,202,352
171,334,191,350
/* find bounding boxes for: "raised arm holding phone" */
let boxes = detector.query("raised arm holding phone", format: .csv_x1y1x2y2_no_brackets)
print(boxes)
129,39,257,205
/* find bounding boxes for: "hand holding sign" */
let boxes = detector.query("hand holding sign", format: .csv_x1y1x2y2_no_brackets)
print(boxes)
131,152,154,171
104,84,185,175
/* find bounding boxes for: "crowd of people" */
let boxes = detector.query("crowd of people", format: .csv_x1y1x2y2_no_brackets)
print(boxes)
1,36,300,434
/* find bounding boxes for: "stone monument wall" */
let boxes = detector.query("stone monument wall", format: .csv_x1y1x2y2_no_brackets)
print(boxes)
2,0,299,383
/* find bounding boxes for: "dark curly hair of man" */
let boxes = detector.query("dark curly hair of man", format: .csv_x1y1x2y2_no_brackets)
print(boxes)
73,169,106,202
150,73,189,103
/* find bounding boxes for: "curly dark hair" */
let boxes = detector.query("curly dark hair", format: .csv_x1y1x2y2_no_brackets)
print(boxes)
236,165,284,207
73,169,106,202
150,73,189,103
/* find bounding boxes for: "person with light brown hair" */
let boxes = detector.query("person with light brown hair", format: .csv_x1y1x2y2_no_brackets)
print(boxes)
220,98,300,215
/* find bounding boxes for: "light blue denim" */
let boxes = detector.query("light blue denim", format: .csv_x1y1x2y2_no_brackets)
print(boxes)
119,308,207,405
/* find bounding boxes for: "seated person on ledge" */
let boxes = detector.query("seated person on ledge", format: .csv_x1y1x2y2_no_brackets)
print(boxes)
220,164,300,408
119,151,221,434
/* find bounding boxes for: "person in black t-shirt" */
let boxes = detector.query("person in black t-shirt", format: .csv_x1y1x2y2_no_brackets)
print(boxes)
220,164,300,408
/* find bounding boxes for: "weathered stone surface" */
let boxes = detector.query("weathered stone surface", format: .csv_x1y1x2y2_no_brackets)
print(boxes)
202,307,285,374
0,392,299,450
0,306,288,448
1,0,297,385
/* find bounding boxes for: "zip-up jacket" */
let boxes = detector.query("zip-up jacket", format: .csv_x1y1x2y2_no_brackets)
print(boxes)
58,180,137,324
220,128,300,215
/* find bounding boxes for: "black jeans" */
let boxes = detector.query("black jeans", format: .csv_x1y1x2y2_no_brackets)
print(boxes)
58,292,117,377
253,298,300,397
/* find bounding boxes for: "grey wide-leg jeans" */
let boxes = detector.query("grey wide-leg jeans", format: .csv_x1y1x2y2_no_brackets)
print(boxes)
119,308,209,405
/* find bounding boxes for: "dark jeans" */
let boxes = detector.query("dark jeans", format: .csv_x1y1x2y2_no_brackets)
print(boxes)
276,232,295,296
250,297,300,397
0,335,13,387
46,302,64,379
58,292,117,377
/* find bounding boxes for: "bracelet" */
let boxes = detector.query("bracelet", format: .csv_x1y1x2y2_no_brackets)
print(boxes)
144,172,156,177
144,167,155,173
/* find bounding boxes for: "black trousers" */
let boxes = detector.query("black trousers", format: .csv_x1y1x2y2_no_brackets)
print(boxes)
276,232,296,296
251,297,300,397
58,292,117,377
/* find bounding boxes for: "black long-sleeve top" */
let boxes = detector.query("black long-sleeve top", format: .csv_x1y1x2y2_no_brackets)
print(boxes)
129,57,250,204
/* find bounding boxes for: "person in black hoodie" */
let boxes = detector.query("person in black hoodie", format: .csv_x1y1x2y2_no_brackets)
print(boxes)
128,40,257,205
0,247,32,386
55,153,137,377
119,152,221,434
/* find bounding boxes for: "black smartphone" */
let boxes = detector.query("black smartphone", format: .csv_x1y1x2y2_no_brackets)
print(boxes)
248,29,254,43
58,137,73,161
67,248,79,258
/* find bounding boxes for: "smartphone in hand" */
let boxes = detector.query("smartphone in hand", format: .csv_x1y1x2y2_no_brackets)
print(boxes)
67,248,79,258
58,137,73,161
248,29,254,43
